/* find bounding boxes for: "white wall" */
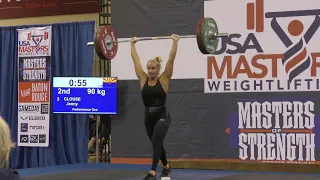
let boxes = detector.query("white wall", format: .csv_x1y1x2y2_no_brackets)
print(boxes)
111,37,208,80
0,13,98,27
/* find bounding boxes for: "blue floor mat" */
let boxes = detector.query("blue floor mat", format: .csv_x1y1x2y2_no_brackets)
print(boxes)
17,163,320,180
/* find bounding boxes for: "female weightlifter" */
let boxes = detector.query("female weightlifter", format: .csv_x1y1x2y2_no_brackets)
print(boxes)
130,34,180,180
0,116,20,180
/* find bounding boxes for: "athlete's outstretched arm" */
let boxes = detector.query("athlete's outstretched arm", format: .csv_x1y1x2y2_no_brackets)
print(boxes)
131,37,147,80
161,34,180,79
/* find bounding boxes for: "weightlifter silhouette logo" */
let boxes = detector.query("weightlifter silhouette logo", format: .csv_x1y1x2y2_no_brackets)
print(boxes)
269,13,320,83
26,32,49,53
247,0,320,83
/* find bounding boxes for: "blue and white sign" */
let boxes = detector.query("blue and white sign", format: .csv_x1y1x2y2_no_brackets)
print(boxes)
53,77,117,114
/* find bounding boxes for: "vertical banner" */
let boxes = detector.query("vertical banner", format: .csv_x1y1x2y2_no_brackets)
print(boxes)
17,26,52,147
204,0,320,163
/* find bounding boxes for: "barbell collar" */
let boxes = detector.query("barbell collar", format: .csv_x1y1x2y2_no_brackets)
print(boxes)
215,33,229,37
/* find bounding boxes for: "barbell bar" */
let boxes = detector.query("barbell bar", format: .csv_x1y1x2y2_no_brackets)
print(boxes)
87,17,229,60
86,35,195,46
87,33,229,46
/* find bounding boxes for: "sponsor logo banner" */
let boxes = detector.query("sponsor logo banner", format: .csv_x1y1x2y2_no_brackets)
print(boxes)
19,82,50,103
17,26,51,147
18,57,51,82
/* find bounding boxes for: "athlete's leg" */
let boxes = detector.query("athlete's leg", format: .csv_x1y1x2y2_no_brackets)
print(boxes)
143,112,158,179
150,115,171,171
160,146,168,166
145,120,168,167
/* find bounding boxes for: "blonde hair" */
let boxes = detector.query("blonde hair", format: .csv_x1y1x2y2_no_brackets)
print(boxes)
147,56,162,69
0,116,15,167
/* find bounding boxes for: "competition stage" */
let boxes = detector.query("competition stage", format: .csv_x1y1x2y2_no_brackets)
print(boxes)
18,162,320,180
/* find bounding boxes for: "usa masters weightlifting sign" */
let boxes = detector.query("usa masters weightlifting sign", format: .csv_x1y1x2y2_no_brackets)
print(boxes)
205,0,320,93
0,0,99,19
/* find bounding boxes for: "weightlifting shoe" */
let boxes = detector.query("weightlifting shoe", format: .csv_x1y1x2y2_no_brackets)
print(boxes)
142,173,156,180
160,166,171,177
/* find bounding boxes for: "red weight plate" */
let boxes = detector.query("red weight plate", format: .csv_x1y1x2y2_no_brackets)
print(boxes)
94,26,118,60
196,18,208,54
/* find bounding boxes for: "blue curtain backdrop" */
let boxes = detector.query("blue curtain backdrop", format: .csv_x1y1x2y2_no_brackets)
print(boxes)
0,21,95,168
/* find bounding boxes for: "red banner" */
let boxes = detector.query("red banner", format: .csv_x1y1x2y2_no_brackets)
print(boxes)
0,0,99,19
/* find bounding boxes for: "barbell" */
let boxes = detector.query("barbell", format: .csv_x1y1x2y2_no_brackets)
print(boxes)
87,17,229,60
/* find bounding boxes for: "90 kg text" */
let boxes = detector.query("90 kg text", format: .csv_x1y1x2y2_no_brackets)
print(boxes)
87,88,105,96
